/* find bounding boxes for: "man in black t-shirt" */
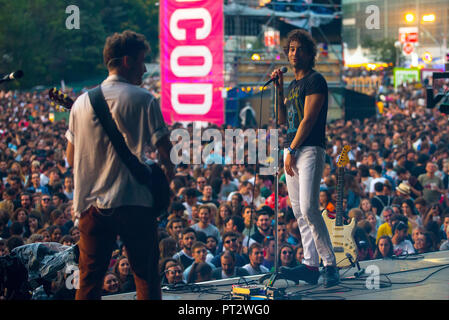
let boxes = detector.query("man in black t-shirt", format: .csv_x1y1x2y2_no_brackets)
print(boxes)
271,29,338,288
371,182,391,216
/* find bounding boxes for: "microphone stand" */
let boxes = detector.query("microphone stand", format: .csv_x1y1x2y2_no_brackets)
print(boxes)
346,253,365,278
259,78,285,287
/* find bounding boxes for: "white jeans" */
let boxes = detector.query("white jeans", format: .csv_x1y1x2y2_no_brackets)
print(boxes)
284,146,336,267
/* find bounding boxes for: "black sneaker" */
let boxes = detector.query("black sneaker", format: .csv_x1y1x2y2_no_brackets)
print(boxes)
323,266,340,288
279,264,320,285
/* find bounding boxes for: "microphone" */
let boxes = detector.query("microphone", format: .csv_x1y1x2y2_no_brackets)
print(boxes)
263,66,288,87
0,70,24,83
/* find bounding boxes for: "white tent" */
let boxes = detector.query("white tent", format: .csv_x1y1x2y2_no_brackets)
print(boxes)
345,45,369,66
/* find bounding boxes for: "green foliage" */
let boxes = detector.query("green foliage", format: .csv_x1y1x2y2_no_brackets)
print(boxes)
0,0,160,89
361,37,397,66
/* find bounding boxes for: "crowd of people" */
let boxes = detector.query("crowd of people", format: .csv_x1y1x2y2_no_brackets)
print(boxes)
0,67,449,299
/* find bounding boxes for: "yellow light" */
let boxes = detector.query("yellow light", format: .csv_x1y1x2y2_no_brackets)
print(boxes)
251,53,261,61
405,13,415,23
422,14,435,22
422,51,433,63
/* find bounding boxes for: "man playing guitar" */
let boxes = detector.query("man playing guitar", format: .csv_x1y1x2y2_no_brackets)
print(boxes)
66,30,174,300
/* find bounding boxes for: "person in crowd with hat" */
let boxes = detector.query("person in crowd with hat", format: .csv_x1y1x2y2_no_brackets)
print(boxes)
395,182,412,201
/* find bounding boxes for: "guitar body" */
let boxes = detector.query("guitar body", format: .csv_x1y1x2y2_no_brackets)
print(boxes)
322,210,357,268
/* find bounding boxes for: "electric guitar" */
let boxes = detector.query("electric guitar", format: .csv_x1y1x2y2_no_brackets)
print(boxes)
322,145,357,268
48,88,74,111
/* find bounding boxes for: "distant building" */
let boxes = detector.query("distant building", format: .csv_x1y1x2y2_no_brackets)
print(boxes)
342,0,448,64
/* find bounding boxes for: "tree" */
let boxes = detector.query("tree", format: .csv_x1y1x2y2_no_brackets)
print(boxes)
362,37,397,66
0,0,160,89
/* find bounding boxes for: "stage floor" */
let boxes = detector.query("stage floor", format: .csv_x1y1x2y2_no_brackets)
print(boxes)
103,250,449,300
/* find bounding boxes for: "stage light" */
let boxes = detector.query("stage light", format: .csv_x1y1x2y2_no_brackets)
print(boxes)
422,14,436,23
422,52,433,64
251,53,261,61
405,13,415,23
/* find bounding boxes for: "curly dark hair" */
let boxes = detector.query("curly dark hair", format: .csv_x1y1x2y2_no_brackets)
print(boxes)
103,30,150,69
283,29,317,69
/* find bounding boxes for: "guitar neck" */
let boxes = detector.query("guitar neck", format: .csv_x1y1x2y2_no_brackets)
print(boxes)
335,167,345,227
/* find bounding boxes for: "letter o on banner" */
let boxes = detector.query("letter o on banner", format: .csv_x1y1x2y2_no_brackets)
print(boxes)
169,8,212,41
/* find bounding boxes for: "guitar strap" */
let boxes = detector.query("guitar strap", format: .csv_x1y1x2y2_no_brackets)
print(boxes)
373,195,390,208
87,86,153,189
295,70,315,122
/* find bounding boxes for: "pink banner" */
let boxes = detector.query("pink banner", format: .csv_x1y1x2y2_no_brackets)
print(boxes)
160,0,224,125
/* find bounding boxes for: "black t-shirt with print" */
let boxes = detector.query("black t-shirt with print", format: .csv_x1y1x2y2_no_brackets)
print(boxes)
283,70,328,149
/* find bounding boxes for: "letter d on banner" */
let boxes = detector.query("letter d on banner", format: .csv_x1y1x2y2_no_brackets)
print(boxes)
171,83,212,115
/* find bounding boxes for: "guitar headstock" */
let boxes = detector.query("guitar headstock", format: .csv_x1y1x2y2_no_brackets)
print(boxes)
336,145,351,168
48,88,74,111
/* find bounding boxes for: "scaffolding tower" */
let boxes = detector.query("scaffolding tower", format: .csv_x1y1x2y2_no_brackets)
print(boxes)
223,0,344,125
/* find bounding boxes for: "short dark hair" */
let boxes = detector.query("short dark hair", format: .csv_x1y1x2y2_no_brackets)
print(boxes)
373,165,382,175
191,241,206,253
103,30,150,69
283,207,295,223
185,188,198,198
283,29,317,68
198,204,211,214
374,182,384,192
6,235,24,252
248,242,263,256
222,170,233,180
181,227,196,238
222,231,239,242
228,215,245,233
221,250,236,262
10,222,24,236
20,192,31,199
392,220,408,234
256,206,274,218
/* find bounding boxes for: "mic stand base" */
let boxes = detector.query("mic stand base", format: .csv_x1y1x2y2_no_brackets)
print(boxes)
258,270,295,287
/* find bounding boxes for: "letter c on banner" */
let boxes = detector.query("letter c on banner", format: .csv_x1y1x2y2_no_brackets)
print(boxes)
170,8,212,41
171,83,212,115
170,46,212,77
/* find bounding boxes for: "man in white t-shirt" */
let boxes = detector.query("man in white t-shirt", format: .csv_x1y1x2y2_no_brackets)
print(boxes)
392,221,415,256
369,165,387,197
66,31,173,300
